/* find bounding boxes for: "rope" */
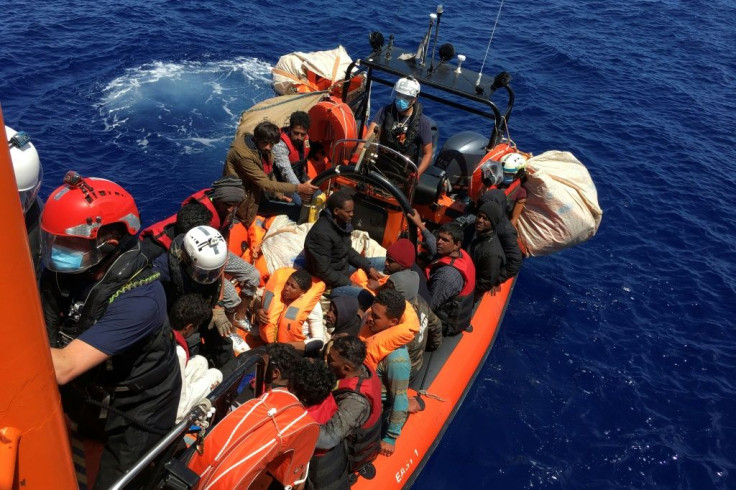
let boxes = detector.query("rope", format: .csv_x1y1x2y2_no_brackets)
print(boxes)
477,0,506,85
417,390,447,402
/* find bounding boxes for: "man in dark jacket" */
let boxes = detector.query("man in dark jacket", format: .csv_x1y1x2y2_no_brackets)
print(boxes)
477,189,523,284
304,190,382,296
325,295,363,337
468,200,507,300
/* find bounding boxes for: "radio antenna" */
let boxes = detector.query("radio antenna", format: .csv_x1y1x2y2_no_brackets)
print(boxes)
476,0,505,88
428,4,444,73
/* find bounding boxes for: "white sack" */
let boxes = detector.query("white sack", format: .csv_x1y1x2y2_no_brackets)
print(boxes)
517,151,603,256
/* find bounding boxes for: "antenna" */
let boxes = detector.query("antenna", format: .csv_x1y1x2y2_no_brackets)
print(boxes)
427,4,444,73
416,13,436,66
476,0,505,90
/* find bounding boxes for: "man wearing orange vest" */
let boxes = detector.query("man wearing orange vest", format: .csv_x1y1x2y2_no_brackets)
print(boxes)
272,111,311,206
360,289,416,457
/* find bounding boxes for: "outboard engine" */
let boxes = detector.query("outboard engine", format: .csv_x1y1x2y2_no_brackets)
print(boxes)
432,131,488,194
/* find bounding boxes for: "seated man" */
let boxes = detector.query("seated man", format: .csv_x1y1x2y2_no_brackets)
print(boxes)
365,77,433,177
234,342,301,404
169,293,222,423
286,357,346,490
304,190,383,297
272,111,311,206
318,335,382,479
477,189,523,286
360,289,414,457
325,295,362,337
150,201,260,327
469,200,507,300
385,270,442,380
153,226,252,375
422,222,477,336
373,236,431,303
256,268,326,353
139,177,245,259
223,120,317,226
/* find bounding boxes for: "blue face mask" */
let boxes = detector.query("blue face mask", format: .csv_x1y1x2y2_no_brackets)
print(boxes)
50,247,85,272
395,97,411,112
503,173,515,185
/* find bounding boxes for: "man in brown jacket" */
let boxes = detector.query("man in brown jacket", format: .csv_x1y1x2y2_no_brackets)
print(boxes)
223,121,317,227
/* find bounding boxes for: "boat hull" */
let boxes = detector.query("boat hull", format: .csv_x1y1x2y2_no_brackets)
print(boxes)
353,276,516,489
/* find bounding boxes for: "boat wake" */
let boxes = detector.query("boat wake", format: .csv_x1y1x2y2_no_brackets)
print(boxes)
95,57,274,156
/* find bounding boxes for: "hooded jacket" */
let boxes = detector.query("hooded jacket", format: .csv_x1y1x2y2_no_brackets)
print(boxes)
223,133,298,227
389,270,442,378
469,201,507,297
330,295,362,337
478,189,523,283
304,209,372,288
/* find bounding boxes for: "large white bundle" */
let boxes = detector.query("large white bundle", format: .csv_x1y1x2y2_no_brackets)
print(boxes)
517,151,603,256
235,91,326,139
272,46,354,95
260,215,385,273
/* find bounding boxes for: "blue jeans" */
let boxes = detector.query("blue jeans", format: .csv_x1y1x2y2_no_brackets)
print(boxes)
329,256,386,307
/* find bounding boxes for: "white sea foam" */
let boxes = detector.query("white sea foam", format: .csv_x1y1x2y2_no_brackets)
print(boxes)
96,57,274,156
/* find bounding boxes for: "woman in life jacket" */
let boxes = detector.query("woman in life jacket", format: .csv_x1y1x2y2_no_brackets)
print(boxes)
257,268,327,355
498,153,529,229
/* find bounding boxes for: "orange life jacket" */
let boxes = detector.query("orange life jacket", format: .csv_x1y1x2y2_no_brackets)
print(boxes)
358,300,419,370
260,267,325,343
228,216,271,286
187,388,319,489
348,268,389,292
140,189,222,250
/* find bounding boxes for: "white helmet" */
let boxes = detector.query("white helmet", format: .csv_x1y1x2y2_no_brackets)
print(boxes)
6,126,42,213
501,153,527,184
183,225,227,284
393,77,421,98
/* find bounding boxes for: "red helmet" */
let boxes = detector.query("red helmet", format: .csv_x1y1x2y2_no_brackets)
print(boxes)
41,171,141,273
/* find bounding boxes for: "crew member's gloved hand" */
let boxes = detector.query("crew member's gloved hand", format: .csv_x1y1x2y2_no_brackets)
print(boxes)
211,308,234,337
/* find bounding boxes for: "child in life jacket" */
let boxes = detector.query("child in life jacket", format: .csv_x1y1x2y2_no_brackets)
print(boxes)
170,293,223,423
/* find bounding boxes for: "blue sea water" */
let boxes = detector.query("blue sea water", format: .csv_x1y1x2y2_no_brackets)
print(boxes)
2,0,735,488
